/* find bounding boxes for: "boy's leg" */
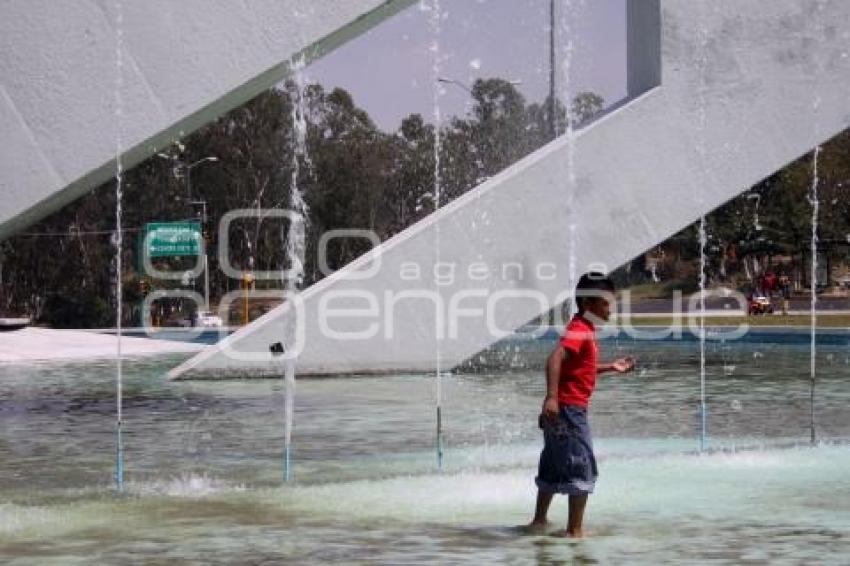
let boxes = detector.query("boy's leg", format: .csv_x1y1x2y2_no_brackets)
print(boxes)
566,494,588,537
532,489,554,524
523,489,554,533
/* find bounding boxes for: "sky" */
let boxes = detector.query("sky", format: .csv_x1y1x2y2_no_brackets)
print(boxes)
304,0,627,132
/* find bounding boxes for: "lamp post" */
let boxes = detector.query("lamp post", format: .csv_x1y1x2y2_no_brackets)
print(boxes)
190,199,211,310
156,153,219,311
437,76,473,94
437,76,522,96
549,0,557,139
155,153,218,200
184,157,218,202
184,157,217,312
242,272,254,325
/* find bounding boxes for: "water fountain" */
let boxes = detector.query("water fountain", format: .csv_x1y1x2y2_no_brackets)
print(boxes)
809,144,820,445
557,0,579,318
280,57,311,482
696,3,709,452
698,216,708,451
3,2,850,562
113,0,126,492
427,0,445,470
808,0,825,446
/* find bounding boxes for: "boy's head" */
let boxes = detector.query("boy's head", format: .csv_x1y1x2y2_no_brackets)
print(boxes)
575,272,615,321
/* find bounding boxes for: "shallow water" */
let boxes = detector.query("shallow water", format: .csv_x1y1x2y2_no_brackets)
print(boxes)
1,339,849,563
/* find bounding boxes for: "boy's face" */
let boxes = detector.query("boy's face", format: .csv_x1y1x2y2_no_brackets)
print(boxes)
584,296,611,322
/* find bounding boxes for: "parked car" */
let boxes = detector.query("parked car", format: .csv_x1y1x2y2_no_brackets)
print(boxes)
193,310,223,328
748,294,773,315
0,317,30,331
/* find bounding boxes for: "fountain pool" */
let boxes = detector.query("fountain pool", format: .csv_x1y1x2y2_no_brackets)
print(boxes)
1,338,848,563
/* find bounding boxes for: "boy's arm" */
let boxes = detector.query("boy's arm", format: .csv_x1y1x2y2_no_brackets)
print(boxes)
542,344,568,420
597,356,636,375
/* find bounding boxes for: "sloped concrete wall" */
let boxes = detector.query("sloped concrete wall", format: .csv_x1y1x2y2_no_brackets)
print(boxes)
0,0,414,241
171,0,850,378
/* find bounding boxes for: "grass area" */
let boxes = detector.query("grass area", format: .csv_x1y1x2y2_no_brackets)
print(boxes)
618,314,850,327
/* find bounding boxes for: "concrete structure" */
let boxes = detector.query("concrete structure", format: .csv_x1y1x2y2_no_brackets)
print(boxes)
2,1,847,377
171,0,850,378
0,328,202,362
0,0,414,241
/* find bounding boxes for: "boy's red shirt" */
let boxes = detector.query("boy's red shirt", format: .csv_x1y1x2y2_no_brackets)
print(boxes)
558,314,598,408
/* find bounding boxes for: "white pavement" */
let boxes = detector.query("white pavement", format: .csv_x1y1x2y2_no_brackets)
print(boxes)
0,327,203,363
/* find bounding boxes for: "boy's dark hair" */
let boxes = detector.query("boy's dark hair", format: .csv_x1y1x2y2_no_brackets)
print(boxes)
575,272,615,311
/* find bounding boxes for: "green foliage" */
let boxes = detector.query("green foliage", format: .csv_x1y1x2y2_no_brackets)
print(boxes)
621,131,850,289
1,78,607,325
6,71,849,323
6,71,850,324
40,293,112,329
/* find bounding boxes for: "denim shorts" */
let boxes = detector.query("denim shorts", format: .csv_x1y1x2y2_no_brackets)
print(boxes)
535,405,598,495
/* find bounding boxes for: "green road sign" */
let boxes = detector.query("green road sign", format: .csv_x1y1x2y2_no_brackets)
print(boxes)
144,222,202,257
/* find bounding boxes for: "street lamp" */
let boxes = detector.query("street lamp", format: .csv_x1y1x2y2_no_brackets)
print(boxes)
156,152,219,310
437,77,473,94
184,157,218,312
184,156,218,201
189,199,212,311
156,153,218,199
437,76,522,95
549,0,557,139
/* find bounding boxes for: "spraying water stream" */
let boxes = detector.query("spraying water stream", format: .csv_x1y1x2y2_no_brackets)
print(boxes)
695,4,710,452
809,143,820,445
556,0,580,321
112,0,126,491
427,0,445,470
281,57,310,482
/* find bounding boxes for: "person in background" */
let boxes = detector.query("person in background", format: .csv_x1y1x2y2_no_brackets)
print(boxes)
779,273,791,315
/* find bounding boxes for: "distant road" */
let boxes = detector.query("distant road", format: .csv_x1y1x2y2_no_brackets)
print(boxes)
628,295,850,313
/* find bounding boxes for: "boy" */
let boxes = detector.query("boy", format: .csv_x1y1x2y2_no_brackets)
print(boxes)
527,272,635,538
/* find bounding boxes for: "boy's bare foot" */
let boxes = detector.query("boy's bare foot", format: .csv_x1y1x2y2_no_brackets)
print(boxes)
518,520,552,535
549,528,584,539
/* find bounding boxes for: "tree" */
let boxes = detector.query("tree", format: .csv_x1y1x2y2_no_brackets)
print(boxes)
0,77,609,325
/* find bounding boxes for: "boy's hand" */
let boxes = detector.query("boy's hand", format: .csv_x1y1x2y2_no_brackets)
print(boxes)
542,395,560,422
611,356,636,373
